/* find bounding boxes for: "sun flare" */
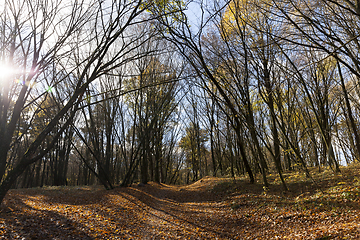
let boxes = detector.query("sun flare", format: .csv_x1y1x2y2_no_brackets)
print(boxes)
0,63,16,80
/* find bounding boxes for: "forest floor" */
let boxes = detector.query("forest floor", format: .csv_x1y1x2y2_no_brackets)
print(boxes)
1,165,360,239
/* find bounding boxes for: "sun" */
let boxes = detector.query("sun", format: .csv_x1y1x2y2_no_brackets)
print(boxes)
0,63,18,81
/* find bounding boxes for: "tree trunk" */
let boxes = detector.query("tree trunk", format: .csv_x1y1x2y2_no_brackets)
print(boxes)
235,126,255,184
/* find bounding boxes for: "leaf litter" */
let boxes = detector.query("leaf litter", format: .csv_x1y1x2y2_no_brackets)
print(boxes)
1,166,360,239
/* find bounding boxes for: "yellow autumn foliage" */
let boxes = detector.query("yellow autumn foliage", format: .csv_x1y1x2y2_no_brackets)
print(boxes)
221,0,272,38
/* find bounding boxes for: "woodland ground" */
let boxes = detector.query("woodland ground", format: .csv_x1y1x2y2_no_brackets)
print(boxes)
1,165,360,239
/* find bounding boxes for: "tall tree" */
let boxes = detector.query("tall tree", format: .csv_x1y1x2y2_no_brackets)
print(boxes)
0,0,152,206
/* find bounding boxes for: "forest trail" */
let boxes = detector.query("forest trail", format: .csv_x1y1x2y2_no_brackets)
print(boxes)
1,173,360,239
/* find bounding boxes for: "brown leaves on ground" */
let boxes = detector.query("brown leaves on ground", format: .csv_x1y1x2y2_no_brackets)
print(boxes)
1,166,360,239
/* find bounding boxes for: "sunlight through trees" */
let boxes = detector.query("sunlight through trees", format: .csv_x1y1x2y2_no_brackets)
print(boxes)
1,0,360,211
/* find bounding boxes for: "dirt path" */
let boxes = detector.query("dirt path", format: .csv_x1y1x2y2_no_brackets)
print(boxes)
1,176,360,239
118,180,235,239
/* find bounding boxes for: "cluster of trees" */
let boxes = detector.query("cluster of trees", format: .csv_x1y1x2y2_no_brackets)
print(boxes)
157,0,360,190
1,0,360,205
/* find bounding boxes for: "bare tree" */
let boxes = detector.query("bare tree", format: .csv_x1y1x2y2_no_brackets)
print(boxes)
0,0,151,205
